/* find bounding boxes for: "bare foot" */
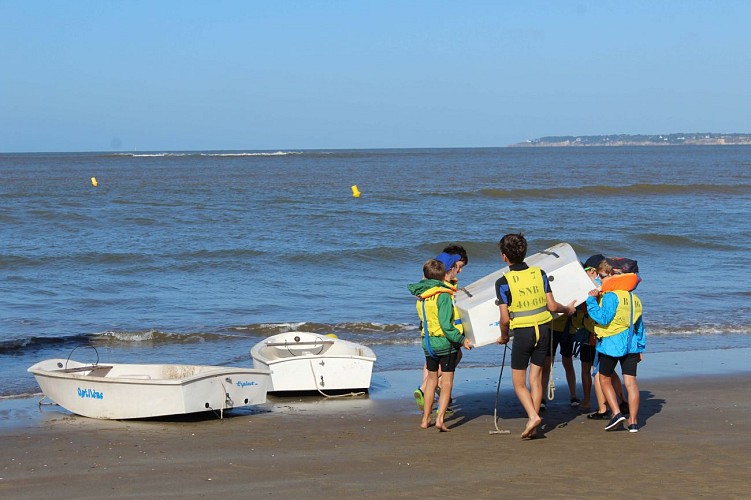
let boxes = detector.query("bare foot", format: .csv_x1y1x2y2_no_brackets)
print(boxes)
521,416,542,439
420,420,434,429
436,421,451,432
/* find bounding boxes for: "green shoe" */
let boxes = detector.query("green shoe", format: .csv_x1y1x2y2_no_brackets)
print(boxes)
413,388,424,411
432,406,454,415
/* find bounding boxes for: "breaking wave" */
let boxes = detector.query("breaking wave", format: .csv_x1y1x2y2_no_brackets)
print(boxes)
111,151,303,158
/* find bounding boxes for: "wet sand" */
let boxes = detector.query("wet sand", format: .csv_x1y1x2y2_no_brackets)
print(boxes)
2,359,750,499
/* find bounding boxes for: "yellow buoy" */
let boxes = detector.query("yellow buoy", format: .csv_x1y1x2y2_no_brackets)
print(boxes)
91,177,98,187
351,185,361,198
325,333,338,339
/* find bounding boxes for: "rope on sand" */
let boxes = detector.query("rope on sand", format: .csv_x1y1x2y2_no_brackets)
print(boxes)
310,360,366,398
489,344,511,435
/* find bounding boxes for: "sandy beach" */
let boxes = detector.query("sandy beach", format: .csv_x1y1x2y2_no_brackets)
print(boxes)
2,353,750,499
0,349,751,498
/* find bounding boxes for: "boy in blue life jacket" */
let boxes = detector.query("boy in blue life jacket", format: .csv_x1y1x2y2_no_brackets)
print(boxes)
495,233,576,439
586,285,645,433
583,257,629,420
408,258,472,432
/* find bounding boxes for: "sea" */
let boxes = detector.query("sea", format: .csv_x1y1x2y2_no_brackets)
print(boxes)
2,146,750,398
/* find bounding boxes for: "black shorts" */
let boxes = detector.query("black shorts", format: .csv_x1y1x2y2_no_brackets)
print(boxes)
551,330,574,358
598,352,640,377
426,351,460,373
510,323,551,370
579,344,596,364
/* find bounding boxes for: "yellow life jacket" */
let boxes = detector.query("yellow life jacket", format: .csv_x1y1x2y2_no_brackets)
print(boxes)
506,267,553,329
444,280,464,334
594,290,643,339
415,286,455,338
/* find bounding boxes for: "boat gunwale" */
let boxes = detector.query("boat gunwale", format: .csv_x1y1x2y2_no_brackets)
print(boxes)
28,363,271,386
251,352,377,366
250,333,377,364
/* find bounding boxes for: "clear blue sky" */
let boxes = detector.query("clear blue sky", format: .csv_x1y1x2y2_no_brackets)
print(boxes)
2,1,750,152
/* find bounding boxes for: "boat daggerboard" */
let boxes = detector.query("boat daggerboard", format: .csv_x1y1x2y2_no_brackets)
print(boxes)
454,242,595,348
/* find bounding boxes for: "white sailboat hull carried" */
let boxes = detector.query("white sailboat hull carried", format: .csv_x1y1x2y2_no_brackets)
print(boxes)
250,332,376,393
455,242,595,348
28,359,271,420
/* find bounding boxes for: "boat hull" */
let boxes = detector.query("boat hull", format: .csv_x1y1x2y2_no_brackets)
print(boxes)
250,332,376,393
28,359,271,420
455,242,595,348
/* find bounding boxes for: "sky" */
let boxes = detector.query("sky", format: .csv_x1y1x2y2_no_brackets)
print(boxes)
1,1,750,152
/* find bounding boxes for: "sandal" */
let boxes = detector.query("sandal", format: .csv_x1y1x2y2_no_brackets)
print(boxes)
413,388,424,411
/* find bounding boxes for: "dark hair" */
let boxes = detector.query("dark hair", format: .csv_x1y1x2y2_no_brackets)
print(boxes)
442,244,468,264
498,233,527,264
423,258,446,281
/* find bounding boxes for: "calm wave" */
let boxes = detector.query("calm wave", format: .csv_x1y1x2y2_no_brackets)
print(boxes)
2,146,750,396
478,183,751,199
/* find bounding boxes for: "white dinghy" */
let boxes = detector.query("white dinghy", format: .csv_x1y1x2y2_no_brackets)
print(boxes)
250,331,376,394
455,242,595,347
28,358,271,420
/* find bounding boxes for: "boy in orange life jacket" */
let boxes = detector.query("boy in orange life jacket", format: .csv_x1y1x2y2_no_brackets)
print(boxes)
408,258,472,432
495,233,575,439
583,259,629,419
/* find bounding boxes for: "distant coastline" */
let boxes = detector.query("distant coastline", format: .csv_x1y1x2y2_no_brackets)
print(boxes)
511,133,751,147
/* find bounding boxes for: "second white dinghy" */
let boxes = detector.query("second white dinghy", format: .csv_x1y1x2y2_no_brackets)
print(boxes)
250,332,376,394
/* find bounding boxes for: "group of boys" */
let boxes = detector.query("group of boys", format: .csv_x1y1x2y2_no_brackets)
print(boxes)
408,234,645,438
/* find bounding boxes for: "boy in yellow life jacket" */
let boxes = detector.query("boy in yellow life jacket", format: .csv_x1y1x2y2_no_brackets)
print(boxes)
495,233,575,439
586,284,645,433
582,260,629,420
408,258,472,432
413,246,468,412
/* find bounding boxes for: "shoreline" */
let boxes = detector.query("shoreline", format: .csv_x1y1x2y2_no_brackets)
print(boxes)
1,348,749,497
510,141,751,147
1,347,749,424
509,133,751,147
3,346,748,415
